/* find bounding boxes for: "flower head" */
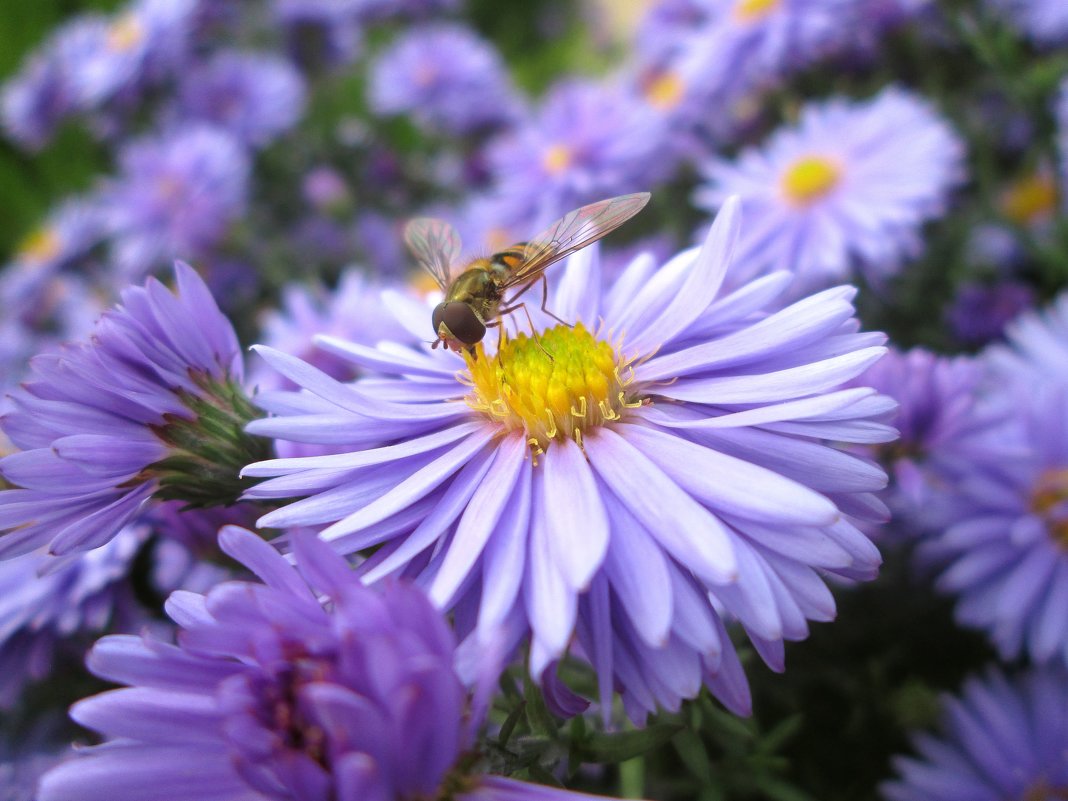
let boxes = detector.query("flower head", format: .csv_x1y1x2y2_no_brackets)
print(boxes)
486,80,668,222
252,270,415,392
883,668,1068,801
40,526,623,801
918,384,1068,664
0,262,266,561
852,348,1003,537
0,526,144,707
946,281,1035,347
244,199,892,720
104,124,250,278
368,23,521,137
695,87,965,293
172,51,306,148
988,0,1068,46
1,198,104,307
986,290,1068,386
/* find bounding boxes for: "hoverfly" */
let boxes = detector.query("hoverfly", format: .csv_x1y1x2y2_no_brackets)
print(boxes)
405,192,651,354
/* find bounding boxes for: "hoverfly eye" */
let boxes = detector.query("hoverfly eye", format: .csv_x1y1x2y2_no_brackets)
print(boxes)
431,302,449,336
441,302,486,345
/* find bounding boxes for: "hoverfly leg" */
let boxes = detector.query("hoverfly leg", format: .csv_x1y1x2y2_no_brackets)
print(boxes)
538,274,573,328
499,301,555,362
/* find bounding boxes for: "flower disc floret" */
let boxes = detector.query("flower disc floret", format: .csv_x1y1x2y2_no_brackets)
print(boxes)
781,156,841,204
463,323,641,453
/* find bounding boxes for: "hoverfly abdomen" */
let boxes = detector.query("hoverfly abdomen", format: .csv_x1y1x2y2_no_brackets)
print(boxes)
490,244,530,273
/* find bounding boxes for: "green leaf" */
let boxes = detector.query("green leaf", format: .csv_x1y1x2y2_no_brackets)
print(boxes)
572,723,683,764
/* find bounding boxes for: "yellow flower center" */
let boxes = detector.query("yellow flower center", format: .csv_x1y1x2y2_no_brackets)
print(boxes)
107,13,144,52
462,323,643,457
644,71,685,111
781,156,842,205
17,227,60,265
734,0,781,21
542,144,573,176
1000,172,1058,225
1033,469,1068,548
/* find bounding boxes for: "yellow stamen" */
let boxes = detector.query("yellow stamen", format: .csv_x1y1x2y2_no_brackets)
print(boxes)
542,144,573,176
1000,171,1058,226
17,227,60,265
462,323,640,454
734,0,781,21
107,13,144,52
1033,469,1068,548
781,156,842,205
644,72,685,111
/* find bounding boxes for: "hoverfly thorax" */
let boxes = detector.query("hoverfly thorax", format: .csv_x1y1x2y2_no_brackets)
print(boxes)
405,193,651,355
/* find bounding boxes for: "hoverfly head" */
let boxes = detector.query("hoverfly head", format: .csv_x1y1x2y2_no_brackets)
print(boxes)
432,301,486,351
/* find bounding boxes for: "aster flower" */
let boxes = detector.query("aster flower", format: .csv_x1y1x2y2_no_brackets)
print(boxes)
917,384,1068,664
368,23,522,137
988,0,1068,46
485,80,669,223
695,86,965,293
851,348,1004,537
1,198,103,306
252,270,415,392
0,275,106,399
946,281,1035,347
985,290,1068,385
104,124,250,278
883,668,1068,801
272,0,363,68
39,526,625,801
0,717,71,801
243,198,892,720
630,0,854,147
0,527,144,707
0,51,71,149
0,262,267,561
173,51,306,148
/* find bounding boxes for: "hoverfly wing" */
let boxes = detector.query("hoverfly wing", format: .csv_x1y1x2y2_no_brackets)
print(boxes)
500,192,651,290
404,217,462,291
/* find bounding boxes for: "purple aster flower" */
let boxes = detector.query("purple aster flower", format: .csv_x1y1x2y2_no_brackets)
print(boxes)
0,275,106,399
368,23,522,137
252,270,416,392
851,348,1004,537
52,0,195,111
302,167,351,212
695,86,965,293
917,383,1068,664
354,0,460,23
0,51,71,149
272,0,363,68
988,0,1068,46
1058,77,1068,197
1,198,104,307
0,262,267,561
0,717,71,801
632,0,850,134
946,281,1036,347
172,51,306,148
243,198,892,720
485,80,669,222
883,668,1068,801
104,124,250,278
0,525,144,707
985,290,1068,385
39,526,623,801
